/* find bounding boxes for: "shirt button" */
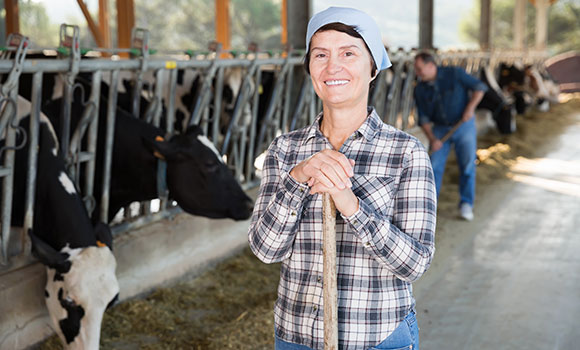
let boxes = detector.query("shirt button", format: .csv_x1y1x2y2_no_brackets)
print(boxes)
364,242,371,247
317,276,322,283
291,211,296,216
299,187,304,193
313,306,318,312
353,219,359,225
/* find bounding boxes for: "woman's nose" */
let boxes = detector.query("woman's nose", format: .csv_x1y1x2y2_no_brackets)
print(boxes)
326,55,342,74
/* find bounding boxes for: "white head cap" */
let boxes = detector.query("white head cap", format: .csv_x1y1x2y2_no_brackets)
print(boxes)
306,7,391,71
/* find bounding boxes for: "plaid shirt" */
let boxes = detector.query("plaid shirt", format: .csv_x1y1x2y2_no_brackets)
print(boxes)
248,108,436,349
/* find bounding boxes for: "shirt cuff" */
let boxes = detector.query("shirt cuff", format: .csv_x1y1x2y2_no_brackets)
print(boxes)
280,171,310,209
341,199,374,248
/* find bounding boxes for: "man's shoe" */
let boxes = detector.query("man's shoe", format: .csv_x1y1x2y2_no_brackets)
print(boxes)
459,203,474,221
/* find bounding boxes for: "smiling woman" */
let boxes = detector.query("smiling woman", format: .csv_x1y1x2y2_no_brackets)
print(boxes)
248,6,437,350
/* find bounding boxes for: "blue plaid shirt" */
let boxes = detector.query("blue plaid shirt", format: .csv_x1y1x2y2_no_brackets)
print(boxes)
248,109,437,349
414,66,488,126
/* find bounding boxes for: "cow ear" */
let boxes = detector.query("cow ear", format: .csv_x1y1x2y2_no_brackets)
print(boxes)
29,229,71,274
94,222,113,251
142,136,180,161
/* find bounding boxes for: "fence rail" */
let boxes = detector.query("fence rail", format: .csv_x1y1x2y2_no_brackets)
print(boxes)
0,27,548,270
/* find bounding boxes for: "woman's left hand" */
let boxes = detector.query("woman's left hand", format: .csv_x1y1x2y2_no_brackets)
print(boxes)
309,161,359,217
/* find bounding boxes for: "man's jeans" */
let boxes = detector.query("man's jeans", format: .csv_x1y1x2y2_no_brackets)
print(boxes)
430,117,477,206
274,311,420,350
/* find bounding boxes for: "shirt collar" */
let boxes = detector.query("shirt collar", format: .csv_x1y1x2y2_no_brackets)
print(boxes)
302,107,381,145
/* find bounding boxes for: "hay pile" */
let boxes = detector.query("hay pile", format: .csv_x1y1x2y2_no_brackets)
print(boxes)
37,97,580,349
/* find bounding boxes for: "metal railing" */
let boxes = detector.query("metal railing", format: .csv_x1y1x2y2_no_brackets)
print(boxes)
0,25,549,270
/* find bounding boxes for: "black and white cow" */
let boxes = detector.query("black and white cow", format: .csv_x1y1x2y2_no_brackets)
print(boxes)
477,66,517,134
9,96,119,349
497,62,559,114
40,85,254,223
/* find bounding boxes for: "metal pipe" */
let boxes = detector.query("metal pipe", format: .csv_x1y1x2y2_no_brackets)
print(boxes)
100,69,119,223
22,72,43,256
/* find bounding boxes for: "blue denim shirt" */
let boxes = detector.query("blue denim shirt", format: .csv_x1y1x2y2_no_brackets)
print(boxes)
414,66,488,126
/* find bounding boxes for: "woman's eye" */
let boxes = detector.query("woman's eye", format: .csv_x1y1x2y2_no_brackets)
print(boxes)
315,53,326,58
345,51,354,57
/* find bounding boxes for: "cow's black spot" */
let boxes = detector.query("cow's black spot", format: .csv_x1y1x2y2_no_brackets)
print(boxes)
54,272,65,282
58,288,85,344
107,293,119,310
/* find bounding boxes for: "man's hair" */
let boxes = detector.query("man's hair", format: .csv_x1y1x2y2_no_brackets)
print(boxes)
414,51,437,65
304,22,377,77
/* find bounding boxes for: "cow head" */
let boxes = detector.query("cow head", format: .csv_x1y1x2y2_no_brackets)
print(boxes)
30,226,119,350
145,126,254,220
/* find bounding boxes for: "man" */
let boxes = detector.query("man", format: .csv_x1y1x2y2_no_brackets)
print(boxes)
414,52,487,221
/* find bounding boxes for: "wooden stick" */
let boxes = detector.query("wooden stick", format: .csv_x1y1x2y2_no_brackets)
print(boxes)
322,193,338,350
428,120,464,156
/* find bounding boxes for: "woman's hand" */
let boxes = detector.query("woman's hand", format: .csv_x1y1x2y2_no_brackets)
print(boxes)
290,149,354,189
290,150,359,216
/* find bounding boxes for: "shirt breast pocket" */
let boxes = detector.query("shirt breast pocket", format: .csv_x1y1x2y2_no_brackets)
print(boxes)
352,176,396,214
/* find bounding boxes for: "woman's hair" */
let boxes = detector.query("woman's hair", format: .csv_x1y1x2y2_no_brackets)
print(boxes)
304,22,377,77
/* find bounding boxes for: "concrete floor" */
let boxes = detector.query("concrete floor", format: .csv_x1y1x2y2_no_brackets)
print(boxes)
413,115,580,350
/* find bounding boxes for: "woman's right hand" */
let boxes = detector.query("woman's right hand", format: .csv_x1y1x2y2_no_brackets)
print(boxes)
290,149,355,190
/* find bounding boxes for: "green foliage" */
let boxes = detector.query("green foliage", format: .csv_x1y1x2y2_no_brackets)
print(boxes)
459,0,580,53
230,0,281,50
18,0,59,47
17,0,282,51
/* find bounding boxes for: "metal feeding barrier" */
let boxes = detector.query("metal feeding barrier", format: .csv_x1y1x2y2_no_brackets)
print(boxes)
0,25,548,269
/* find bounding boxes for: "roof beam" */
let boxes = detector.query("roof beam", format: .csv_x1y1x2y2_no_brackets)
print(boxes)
76,0,105,47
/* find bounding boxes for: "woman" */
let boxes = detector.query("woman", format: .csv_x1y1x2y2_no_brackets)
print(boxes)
248,7,436,350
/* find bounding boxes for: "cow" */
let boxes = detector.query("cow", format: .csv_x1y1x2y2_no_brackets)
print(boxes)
8,96,119,349
497,62,559,114
40,83,254,223
477,66,517,134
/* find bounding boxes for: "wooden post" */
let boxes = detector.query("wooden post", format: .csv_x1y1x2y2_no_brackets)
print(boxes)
281,0,288,50
215,0,231,51
4,0,19,35
322,193,338,349
117,0,135,57
99,0,111,49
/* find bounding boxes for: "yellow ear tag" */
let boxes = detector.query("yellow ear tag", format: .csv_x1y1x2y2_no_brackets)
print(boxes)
96,240,107,248
155,136,165,142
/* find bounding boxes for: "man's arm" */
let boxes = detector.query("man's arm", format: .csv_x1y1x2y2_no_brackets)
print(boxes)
420,122,443,152
461,89,485,122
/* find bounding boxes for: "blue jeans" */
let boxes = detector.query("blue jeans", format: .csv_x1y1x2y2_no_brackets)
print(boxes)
370,311,419,350
274,311,419,350
430,117,477,206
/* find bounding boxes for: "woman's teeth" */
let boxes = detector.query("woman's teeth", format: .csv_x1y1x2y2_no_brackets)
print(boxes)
325,80,349,86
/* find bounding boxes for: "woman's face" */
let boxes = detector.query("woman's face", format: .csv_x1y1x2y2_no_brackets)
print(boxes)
309,30,375,109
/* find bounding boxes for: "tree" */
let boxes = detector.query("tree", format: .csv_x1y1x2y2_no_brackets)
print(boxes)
18,0,59,47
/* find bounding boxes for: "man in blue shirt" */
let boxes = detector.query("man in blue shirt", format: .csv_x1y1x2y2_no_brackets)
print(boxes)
414,52,487,221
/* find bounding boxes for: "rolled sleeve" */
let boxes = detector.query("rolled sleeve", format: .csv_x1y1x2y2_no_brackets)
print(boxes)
248,138,310,264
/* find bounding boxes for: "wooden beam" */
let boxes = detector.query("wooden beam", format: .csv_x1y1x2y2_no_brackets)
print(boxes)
117,0,135,55
99,0,111,48
479,0,491,50
76,0,104,47
5,0,19,35
215,0,231,51
281,0,288,49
